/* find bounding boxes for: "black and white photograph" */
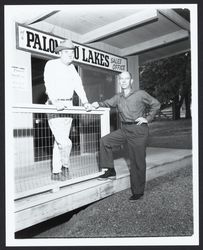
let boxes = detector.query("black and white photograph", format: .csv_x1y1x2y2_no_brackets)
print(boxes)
4,3,198,246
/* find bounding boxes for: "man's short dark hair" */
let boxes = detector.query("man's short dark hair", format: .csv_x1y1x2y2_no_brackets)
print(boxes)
119,71,132,79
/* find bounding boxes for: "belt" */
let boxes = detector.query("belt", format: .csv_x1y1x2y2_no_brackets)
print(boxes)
121,121,139,125
57,98,72,101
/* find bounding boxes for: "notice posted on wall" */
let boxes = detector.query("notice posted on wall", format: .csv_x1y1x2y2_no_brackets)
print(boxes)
11,65,27,90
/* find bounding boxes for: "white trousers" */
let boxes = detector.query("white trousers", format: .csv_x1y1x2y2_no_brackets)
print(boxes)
48,117,73,173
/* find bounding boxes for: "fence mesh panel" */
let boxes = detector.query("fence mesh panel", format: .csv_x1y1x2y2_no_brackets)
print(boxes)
13,111,101,196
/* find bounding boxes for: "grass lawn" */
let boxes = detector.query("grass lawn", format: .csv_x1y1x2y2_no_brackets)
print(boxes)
148,118,192,149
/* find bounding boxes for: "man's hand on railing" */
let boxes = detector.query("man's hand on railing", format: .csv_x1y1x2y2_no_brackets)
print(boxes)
92,102,100,109
55,102,65,111
83,102,92,112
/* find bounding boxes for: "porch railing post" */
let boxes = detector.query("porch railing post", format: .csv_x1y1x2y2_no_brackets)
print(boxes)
100,108,110,137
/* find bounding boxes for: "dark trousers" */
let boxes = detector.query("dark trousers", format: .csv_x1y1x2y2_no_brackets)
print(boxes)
100,123,149,195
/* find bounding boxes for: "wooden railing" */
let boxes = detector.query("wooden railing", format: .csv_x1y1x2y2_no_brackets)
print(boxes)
12,104,110,199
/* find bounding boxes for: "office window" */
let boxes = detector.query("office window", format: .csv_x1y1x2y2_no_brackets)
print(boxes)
80,65,119,131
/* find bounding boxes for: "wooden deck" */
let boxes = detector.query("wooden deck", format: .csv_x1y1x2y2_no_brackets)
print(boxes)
14,147,192,232
15,153,99,198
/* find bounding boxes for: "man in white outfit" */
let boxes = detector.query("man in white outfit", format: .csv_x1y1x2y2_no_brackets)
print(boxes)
44,39,92,181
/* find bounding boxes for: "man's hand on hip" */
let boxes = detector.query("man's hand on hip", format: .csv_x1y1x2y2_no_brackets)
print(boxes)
135,117,148,125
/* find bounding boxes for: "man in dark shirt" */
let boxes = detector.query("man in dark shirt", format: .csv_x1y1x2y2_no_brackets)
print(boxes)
92,71,160,201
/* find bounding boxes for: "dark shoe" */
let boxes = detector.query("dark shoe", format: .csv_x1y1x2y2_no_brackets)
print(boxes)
97,169,116,180
51,172,66,181
62,167,70,179
129,194,144,201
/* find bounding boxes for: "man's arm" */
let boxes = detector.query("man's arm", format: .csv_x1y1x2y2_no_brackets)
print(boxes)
142,90,161,123
92,95,119,109
44,61,58,105
73,68,88,104
73,70,93,111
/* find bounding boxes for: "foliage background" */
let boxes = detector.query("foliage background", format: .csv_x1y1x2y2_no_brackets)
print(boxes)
139,52,191,119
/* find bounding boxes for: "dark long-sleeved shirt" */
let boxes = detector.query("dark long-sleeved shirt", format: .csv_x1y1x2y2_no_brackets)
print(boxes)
99,89,161,123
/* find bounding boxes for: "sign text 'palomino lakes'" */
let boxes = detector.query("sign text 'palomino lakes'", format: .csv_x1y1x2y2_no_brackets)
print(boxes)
17,24,127,72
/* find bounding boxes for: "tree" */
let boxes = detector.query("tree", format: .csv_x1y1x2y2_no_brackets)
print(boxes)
139,52,191,120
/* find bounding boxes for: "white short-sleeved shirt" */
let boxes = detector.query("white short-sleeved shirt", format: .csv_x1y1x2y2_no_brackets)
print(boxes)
44,59,88,104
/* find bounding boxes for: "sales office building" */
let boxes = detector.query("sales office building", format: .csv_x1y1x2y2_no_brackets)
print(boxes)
5,5,191,232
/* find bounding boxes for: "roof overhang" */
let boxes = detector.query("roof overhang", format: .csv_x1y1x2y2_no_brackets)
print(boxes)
7,5,191,64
